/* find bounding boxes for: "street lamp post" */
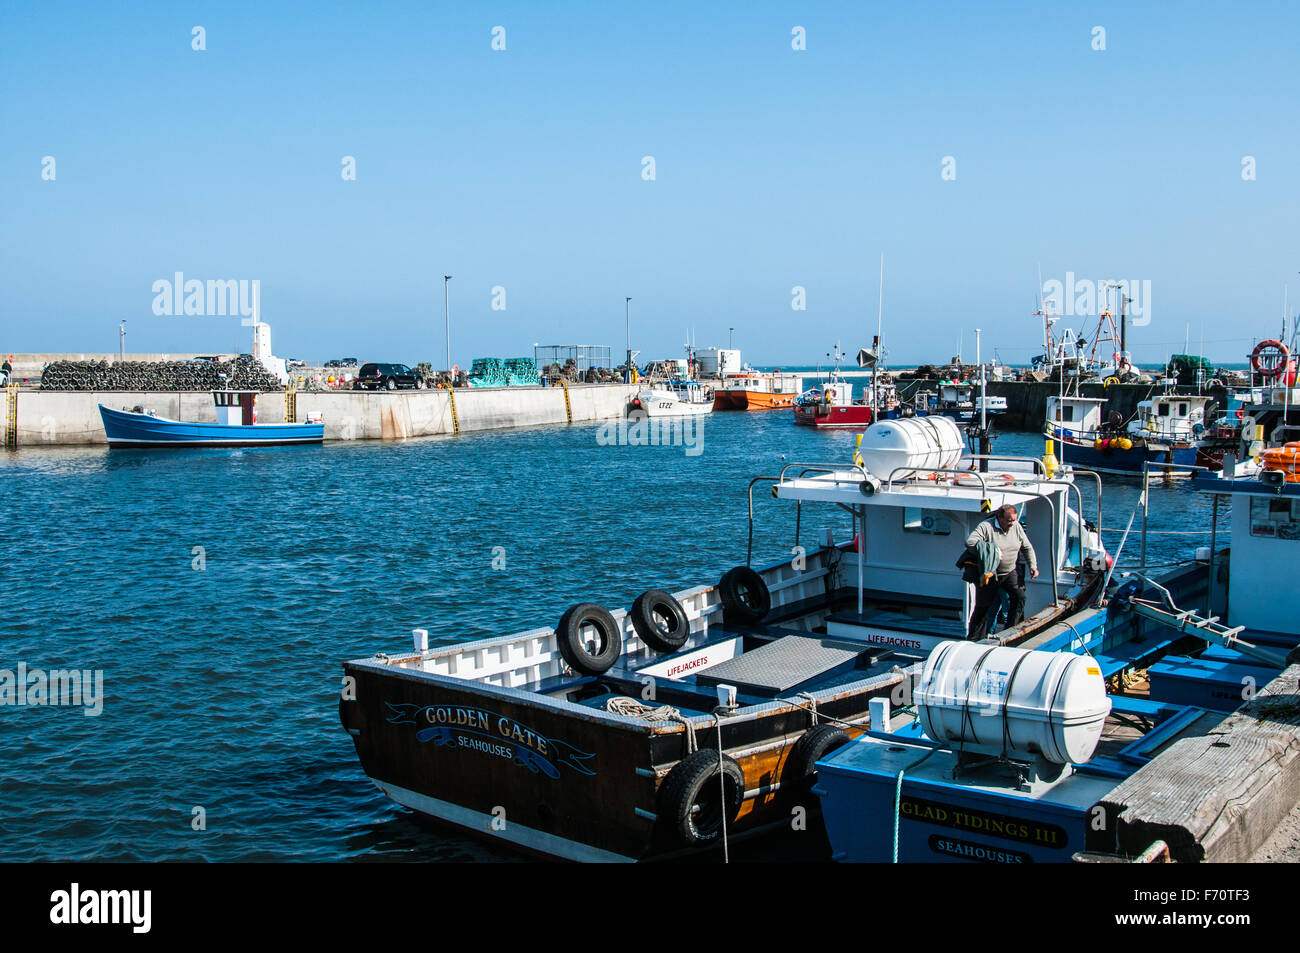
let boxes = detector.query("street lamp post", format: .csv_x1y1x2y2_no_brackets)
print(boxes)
119,320,126,361
625,297,632,382
729,327,734,349
444,275,453,375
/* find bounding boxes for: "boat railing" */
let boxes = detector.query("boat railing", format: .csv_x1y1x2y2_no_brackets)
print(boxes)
750,463,869,565
962,455,1103,535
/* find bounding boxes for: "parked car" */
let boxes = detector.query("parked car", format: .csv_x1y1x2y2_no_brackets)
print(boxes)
324,358,359,368
352,363,426,390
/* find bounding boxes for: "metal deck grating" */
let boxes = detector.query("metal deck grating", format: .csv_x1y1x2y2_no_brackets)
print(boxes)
696,635,867,696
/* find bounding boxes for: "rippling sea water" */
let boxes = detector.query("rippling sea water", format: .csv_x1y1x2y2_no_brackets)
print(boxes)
0,412,1221,861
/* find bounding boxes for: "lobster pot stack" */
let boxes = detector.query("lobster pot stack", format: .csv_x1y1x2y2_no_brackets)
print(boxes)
41,356,282,392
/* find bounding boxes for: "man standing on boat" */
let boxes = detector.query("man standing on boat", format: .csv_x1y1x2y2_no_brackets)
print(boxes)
965,504,1038,638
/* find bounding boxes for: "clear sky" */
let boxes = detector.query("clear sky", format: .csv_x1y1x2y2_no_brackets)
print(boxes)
2,1,1297,368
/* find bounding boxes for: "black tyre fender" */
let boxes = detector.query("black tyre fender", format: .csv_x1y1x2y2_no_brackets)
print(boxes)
718,565,771,624
555,603,622,675
658,749,745,847
630,589,690,653
785,724,851,788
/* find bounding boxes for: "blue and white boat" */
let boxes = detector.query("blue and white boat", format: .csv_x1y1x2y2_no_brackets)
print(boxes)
1044,393,1210,476
98,390,324,448
812,467,1300,864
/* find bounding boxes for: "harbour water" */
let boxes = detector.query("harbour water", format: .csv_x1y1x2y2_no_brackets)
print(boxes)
1,414,1222,861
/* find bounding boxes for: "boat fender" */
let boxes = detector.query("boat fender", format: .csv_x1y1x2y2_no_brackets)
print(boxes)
629,589,691,654
718,566,771,625
658,749,745,847
555,603,623,676
785,724,850,790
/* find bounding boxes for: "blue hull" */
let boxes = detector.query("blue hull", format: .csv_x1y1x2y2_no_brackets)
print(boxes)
1053,439,1198,476
99,405,324,448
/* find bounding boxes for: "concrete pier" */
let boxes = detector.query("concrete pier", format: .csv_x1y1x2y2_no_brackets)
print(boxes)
4,384,640,447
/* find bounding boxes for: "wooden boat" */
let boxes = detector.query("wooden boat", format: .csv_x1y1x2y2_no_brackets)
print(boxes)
98,390,323,448
814,469,1300,863
339,417,1110,861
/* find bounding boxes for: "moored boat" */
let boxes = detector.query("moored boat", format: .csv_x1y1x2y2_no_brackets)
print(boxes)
713,371,803,410
632,380,713,418
339,416,1109,861
814,467,1300,863
793,383,873,428
98,390,323,448
1044,393,1207,476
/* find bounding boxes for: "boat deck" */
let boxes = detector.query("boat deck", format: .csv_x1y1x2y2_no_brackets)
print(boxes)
549,622,928,719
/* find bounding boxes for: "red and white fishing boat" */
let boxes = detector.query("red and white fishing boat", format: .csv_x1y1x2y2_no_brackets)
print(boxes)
794,350,875,428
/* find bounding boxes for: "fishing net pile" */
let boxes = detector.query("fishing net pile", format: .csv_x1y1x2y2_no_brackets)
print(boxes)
40,356,283,392
465,357,542,387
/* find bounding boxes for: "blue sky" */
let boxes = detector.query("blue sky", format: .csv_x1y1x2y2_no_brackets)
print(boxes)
2,1,1297,367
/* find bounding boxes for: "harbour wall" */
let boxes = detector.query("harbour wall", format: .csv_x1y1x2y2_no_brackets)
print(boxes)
4,384,640,446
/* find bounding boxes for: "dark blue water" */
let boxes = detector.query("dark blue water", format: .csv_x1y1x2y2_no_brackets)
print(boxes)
0,415,1220,861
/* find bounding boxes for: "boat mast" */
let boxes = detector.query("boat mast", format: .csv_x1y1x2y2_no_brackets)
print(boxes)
874,253,884,417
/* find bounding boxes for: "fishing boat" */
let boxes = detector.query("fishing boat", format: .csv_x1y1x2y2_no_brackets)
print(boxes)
793,351,874,429
339,416,1109,861
713,370,803,410
631,380,713,418
793,381,873,428
1043,393,1210,476
814,467,1300,864
919,380,1007,424
98,390,323,448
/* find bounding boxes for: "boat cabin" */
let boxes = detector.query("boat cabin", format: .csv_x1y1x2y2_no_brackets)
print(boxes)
1130,394,1213,442
1196,472,1300,640
773,464,1094,652
1045,395,1107,441
212,390,258,426
720,372,802,395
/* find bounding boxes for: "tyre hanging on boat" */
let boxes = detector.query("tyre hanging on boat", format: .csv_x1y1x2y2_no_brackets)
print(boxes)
718,566,771,625
785,724,850,790
658,749,745,847
556,603,622,675
630,589,690,653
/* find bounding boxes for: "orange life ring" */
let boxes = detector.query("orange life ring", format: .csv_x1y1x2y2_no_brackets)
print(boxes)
1251,339,1290,379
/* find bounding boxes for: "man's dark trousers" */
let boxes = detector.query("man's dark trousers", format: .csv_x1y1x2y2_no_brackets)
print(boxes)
967,571,1025,639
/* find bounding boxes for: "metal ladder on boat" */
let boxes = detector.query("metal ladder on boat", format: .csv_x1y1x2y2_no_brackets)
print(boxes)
284,379,297,423
444,383,460,435
1118,574,1290,669
4,382,17,450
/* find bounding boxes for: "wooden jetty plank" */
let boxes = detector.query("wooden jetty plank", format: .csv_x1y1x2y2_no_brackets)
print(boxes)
1098,664,1300,862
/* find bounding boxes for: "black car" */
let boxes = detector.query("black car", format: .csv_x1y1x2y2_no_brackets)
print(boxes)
352,363,426,390
324,357,359,368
